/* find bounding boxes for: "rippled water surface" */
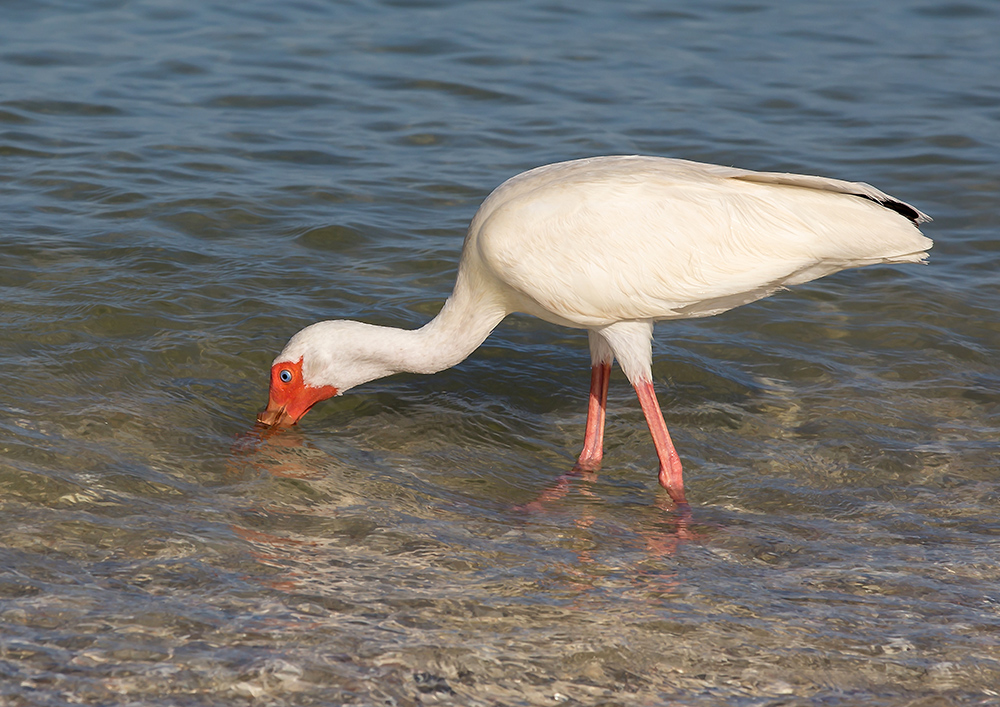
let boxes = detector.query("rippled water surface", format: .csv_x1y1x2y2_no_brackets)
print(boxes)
2,1,999,704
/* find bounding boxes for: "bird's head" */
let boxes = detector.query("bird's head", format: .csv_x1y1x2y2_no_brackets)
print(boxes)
257,356,338,427
257,320,399,427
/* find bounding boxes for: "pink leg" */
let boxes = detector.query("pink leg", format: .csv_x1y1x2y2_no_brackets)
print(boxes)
577,361,611,470
518,362,609,512
633,379,687,506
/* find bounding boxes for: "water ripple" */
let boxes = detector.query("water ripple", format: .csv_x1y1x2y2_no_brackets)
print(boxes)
1,0,999,704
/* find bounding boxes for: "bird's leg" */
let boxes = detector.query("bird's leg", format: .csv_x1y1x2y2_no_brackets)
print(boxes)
576,360,611,470
517,361,609,513
633,379,687,505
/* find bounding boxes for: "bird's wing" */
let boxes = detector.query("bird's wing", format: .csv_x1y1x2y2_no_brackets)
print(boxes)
471,156,931,327
696,160,931,225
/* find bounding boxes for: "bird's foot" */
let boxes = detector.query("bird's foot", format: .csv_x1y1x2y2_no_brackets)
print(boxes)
657,451,686,505
573,456,602,473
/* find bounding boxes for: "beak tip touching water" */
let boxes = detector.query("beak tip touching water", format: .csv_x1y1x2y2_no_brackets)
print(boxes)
257,404,296,428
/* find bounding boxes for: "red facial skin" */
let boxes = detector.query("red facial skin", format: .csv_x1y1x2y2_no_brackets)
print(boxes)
257,358,338,427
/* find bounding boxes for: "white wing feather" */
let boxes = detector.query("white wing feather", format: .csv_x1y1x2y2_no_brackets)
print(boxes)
466,156,931,327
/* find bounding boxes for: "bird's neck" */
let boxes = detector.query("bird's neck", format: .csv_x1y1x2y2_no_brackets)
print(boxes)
382,270,509,377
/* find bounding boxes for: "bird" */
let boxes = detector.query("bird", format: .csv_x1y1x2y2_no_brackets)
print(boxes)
257,155,932,505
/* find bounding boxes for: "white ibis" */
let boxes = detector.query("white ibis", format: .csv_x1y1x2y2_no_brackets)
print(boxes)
258,156,932,505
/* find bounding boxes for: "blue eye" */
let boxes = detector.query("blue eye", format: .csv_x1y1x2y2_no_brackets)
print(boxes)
279,369,293,383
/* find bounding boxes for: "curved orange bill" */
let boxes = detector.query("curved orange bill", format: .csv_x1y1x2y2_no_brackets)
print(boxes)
257,400,297,427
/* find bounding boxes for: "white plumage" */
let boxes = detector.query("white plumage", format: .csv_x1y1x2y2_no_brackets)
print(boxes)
259,155,932,505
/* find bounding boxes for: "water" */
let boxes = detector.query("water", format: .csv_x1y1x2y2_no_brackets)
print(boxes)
1,0,998,704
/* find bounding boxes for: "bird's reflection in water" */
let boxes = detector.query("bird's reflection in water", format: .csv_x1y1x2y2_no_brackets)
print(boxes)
225,425,340,593
229,422,332,479
226,425,704,602
518,465,700,560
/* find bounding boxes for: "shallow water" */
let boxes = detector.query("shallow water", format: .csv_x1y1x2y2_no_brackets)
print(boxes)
2,0,999,704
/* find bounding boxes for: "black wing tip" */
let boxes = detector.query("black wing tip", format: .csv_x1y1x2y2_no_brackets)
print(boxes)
859,194,931,225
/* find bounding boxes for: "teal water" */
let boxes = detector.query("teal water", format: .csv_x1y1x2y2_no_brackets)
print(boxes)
1,1,998,704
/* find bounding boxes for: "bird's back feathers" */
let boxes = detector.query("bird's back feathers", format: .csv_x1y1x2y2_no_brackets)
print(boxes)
463,156,931,326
